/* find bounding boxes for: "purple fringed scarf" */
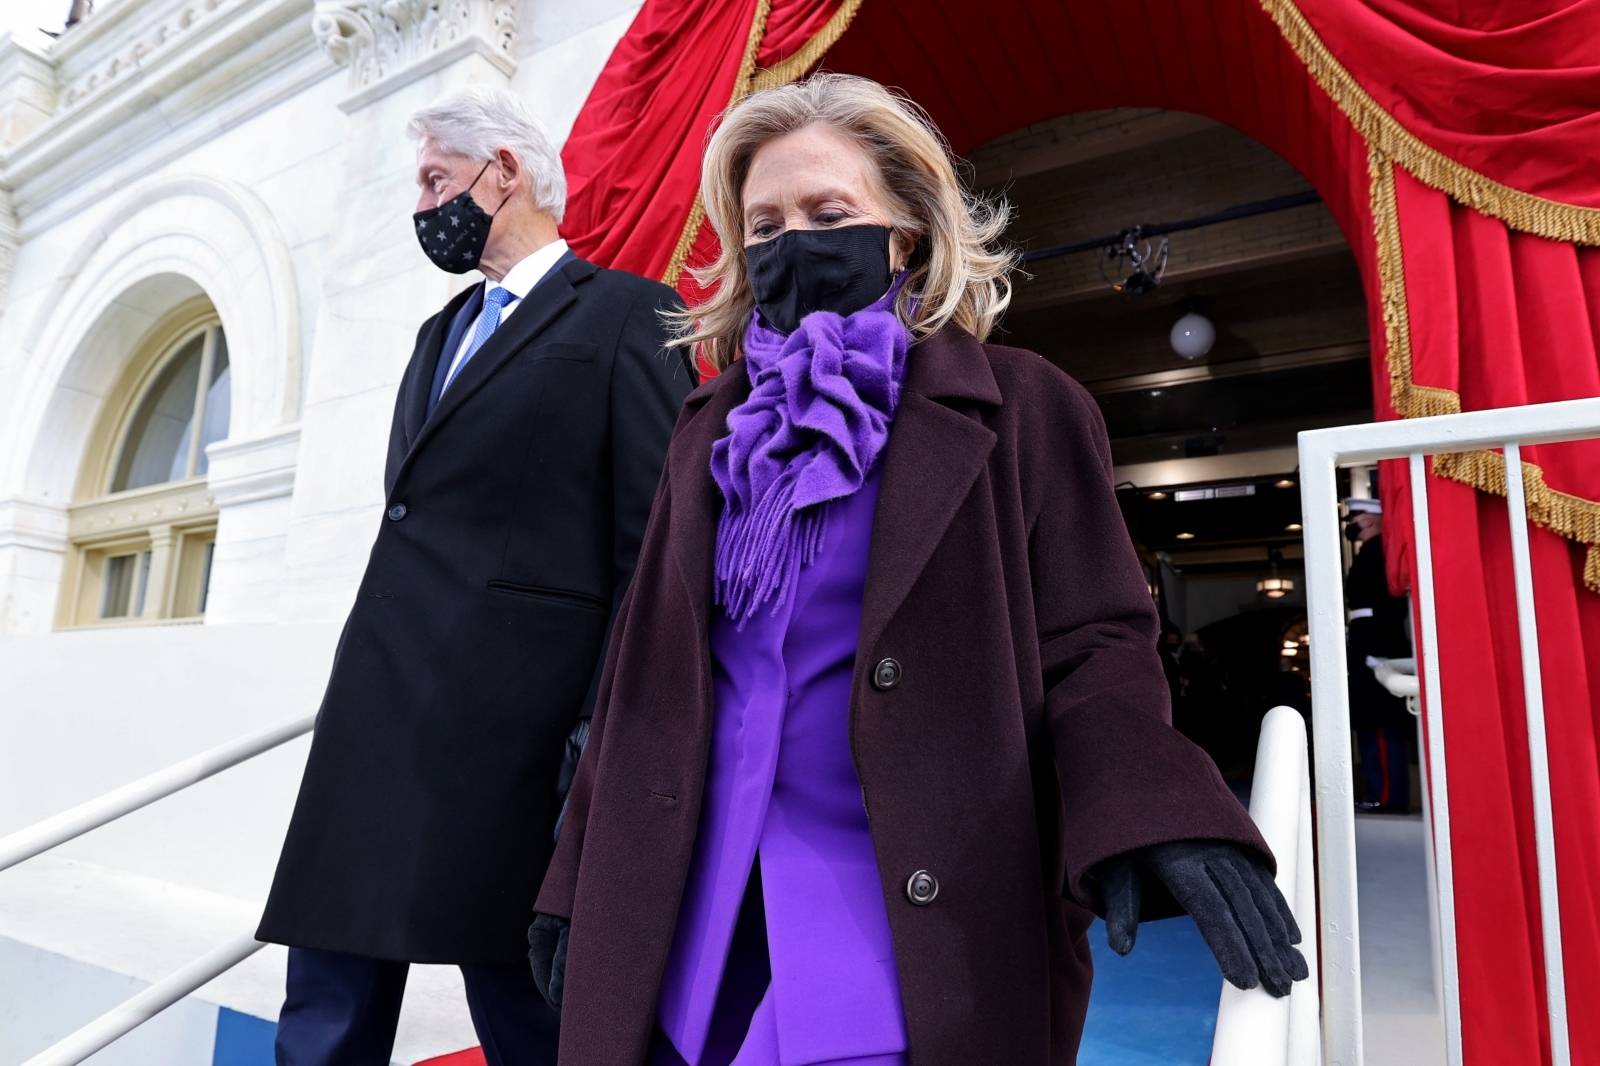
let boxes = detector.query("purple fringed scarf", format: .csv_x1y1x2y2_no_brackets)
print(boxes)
710,277,911,627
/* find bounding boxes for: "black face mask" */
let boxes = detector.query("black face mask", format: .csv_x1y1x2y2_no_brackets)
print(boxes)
745,224,894,334
1344,521,1365,543
413,161,510,274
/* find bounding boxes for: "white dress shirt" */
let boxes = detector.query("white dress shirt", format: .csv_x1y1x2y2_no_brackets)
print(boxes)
441,238,570,392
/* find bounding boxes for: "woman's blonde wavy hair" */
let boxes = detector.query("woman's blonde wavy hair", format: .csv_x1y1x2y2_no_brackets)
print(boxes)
669,73,1016,372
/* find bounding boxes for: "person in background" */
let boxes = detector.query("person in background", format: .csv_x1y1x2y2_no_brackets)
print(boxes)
256,86,693,1066
1344,498,1414,814
528,73,1306,1066
1159,621,1184,705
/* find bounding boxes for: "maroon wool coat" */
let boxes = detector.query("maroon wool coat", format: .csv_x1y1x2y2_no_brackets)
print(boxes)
536,324,1269,1064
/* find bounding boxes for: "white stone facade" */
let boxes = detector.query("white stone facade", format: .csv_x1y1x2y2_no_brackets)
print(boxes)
0,1,639,1055
0,0,642,634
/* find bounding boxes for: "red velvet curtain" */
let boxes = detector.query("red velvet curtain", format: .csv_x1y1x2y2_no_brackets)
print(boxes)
558,0,853,285
1379,165,1600,1063
556,0,758,279
554,2,1600,1062
1294,0,1600,211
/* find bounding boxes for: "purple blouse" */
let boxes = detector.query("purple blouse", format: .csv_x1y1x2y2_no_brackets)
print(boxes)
656,464,909,1066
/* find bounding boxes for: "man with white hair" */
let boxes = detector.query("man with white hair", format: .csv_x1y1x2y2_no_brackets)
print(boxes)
256,85,693,1064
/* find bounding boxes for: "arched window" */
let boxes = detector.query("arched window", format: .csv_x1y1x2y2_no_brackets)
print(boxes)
109,327,231,492
59,304,229,626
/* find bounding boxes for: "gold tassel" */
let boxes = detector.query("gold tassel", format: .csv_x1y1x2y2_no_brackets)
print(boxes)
1262,0,1600,246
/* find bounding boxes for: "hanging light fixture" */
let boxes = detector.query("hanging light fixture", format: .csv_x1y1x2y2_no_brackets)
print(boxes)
1257,549,1296,599
1170,311,1215,360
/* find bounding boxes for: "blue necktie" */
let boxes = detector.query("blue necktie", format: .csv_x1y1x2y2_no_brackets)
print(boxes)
443,285,515,393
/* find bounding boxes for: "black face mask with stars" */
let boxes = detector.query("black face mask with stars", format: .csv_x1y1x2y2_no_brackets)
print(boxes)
412,161,511,274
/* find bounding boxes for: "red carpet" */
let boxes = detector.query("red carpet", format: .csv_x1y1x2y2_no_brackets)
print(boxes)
415,1049,485,1066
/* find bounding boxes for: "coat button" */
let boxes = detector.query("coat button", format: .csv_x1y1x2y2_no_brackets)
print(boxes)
906,870,939,906
872,657,902,691
387,503,408,521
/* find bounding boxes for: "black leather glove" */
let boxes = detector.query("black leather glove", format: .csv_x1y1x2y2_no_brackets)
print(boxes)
528,913,570,1009
552,717,591,843
1093,840,1309,997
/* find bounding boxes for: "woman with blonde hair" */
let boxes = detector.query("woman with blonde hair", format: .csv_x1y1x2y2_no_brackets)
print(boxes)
530,73,1306,1065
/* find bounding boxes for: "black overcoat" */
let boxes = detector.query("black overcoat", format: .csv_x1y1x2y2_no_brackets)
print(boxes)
258,255,694,963
536,325,1270,1063
1346,533,1412,730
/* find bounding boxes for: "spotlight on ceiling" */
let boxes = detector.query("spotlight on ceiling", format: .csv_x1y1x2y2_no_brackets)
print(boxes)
1170,311,1215,360
1148,490,1170,501
1175,531,1196,541
1274,478,1297,489
1102,227,1169,295
1286,522,1303,532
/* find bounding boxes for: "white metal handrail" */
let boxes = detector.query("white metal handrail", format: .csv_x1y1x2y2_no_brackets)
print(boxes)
1212,705,1321,1065
0,714,314,1063
1299,394,1600,1066
0,713,314,872
19,932,267,1066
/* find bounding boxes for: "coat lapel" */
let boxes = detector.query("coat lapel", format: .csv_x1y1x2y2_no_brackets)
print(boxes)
401,284,478,450
398,258,592,477
665,368,752,619
858,326,1002,654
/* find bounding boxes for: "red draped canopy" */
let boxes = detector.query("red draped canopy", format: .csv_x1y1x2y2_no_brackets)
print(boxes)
556,2,1600,1062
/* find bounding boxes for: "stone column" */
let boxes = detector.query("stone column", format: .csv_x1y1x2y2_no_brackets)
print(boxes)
204,424,302,624
0,496,68,632
0,27,58,320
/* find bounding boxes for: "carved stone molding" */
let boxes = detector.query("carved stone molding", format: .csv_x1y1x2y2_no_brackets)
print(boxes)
0,187,17,319
60,0,246,110
312,0,517,95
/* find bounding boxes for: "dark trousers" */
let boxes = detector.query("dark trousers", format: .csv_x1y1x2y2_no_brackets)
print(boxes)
1357,724,1413,811
275,946,559,1066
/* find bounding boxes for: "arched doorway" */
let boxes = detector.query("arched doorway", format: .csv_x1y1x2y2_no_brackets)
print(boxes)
820,0,1383,415
955,104,1390,1063
963,108,1359,782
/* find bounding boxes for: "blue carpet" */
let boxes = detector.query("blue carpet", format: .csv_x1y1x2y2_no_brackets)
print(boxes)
212,1006,277,1065
1078,916,1222,1066
211,923,1221,1065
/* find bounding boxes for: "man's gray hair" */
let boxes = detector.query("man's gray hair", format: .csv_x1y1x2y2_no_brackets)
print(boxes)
407,86,567,223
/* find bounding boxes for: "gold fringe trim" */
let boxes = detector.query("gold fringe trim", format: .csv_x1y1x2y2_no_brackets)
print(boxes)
1262,0,1600,246
1368,145,1462,421
749,0,866,93
663,194,709,290
1433,451,1600,593
662,0,773,288
1370,146,1600,591
661,0,868,287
